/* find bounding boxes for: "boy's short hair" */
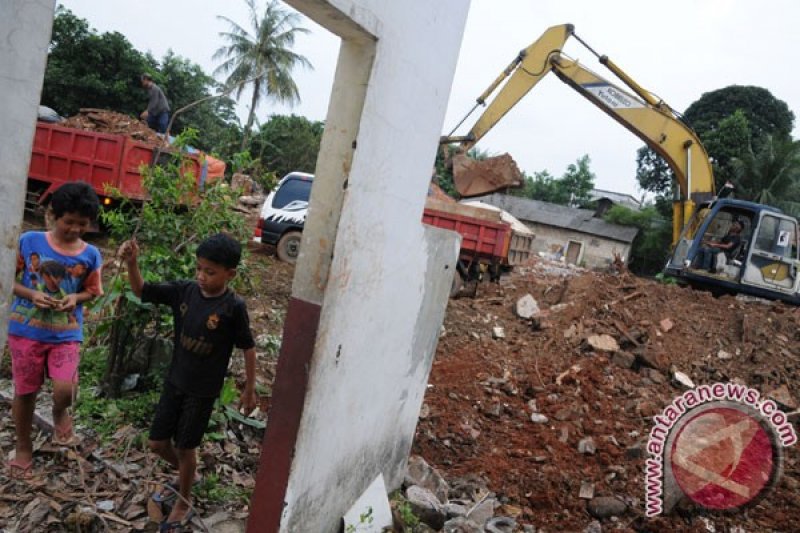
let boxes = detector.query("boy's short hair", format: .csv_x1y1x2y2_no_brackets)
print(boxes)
50,182,100,220
197,233,242,269
141,73,153,82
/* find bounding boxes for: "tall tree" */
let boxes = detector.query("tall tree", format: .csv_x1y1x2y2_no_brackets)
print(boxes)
213,0,312,149
636,85,795,196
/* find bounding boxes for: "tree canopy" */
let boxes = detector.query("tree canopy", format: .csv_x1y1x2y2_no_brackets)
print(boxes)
513,155,596,207
250,114,323,178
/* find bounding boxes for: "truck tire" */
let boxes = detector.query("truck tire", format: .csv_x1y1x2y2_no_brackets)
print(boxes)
277,231,302,264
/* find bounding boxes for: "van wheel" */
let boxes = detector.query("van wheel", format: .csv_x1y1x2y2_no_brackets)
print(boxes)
277,231,302,263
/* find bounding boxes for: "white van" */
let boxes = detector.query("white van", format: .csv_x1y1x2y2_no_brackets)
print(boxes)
253,172,313,263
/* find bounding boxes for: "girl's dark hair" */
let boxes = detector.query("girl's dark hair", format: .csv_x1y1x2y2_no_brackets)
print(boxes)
50,182,100,220
196,233,242,269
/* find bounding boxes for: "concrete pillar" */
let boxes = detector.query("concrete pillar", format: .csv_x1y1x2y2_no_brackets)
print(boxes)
0,0,56,351
248,1,470,532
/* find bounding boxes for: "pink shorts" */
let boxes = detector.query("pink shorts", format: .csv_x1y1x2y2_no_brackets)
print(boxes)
7,335,81,395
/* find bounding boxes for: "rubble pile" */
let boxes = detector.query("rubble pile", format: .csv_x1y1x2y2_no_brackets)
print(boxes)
61,108,164,144
414,257,800,531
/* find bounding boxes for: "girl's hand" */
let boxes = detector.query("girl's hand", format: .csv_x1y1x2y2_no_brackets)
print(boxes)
31,291,55,309
53,294,79,312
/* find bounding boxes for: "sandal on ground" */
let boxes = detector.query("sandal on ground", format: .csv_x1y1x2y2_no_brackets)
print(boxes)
7,458,33,480
52,417,81,447
159,509,195,533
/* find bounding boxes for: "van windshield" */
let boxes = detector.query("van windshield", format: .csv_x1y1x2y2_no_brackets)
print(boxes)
272,178,312,209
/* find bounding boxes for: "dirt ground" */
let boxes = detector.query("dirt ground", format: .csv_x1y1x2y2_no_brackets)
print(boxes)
4,212,800,530
414,260,800,532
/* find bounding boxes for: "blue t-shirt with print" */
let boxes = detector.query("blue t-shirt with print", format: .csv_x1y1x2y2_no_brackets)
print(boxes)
8,231,103,343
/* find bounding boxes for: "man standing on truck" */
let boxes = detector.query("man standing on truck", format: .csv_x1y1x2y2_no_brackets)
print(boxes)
140,74,170,134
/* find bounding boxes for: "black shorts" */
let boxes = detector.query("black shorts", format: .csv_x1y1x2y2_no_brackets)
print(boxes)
149,381,216,449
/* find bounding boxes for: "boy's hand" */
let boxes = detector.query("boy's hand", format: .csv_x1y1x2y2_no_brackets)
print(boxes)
53,294,79,312
118,239,139,263
239,387,257,414
31,291,55,309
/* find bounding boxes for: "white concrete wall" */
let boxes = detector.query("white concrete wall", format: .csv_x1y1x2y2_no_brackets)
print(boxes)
278,1,469,531
0,1,55,351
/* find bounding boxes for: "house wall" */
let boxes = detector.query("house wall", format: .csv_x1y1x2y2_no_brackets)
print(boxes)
527,222,632,269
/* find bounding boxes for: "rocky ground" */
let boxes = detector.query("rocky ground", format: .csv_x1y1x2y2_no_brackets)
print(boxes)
3,212,800,531
413,260,800,532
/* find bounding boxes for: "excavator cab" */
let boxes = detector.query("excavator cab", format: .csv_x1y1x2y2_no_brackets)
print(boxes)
665,199,800,304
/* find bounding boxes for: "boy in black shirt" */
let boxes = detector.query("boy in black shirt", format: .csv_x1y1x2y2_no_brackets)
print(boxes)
120,233,256,531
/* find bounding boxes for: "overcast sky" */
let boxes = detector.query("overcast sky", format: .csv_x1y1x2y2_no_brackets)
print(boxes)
59,0,800,198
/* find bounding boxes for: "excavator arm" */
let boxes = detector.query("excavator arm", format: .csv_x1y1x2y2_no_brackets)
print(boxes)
548,55,715,239
442,23,716,242
444,23,574,150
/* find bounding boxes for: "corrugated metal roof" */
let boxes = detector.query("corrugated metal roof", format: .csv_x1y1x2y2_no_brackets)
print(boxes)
472,194,639,243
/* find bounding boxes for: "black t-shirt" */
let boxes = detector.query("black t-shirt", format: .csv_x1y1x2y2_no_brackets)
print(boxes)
721,233,742,259
142,281,255,397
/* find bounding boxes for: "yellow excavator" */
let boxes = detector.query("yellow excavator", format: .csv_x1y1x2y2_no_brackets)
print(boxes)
443,24,800,305
442,23,716,243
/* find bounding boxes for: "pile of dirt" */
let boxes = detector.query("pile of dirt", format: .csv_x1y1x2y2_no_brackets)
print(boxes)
61,109,164,144
414,259,800,531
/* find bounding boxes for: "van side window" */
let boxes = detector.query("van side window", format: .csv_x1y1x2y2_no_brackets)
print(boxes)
272,178,313,209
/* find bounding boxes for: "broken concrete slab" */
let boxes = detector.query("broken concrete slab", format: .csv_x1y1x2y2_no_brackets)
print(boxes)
611,351,635,369
515,294,540,319
671,369,695,389
586,496,627,519
405,455,450,504
406,485,447,530
578,437,597,455
587,334,619,353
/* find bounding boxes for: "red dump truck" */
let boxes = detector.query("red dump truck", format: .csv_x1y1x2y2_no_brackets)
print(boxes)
423,199,534,295
26,121,224,208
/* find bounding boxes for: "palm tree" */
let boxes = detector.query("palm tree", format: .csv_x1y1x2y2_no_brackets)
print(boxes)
213,0,312,148
731,135,800,217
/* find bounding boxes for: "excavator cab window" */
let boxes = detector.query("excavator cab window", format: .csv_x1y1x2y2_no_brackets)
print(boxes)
754,215,798,260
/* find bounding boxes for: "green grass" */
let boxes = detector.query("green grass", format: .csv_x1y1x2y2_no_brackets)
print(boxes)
193,472,251,504
75,345,160,441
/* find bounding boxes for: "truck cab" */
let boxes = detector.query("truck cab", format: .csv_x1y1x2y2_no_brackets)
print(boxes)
254,171,313,263
665,198,800,304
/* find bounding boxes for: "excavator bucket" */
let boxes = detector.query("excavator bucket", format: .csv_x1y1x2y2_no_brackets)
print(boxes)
452,152,523,198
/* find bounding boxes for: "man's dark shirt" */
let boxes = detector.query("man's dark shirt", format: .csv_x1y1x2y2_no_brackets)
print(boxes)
142,281,254,397
146,83,170,116
720,233,742,260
